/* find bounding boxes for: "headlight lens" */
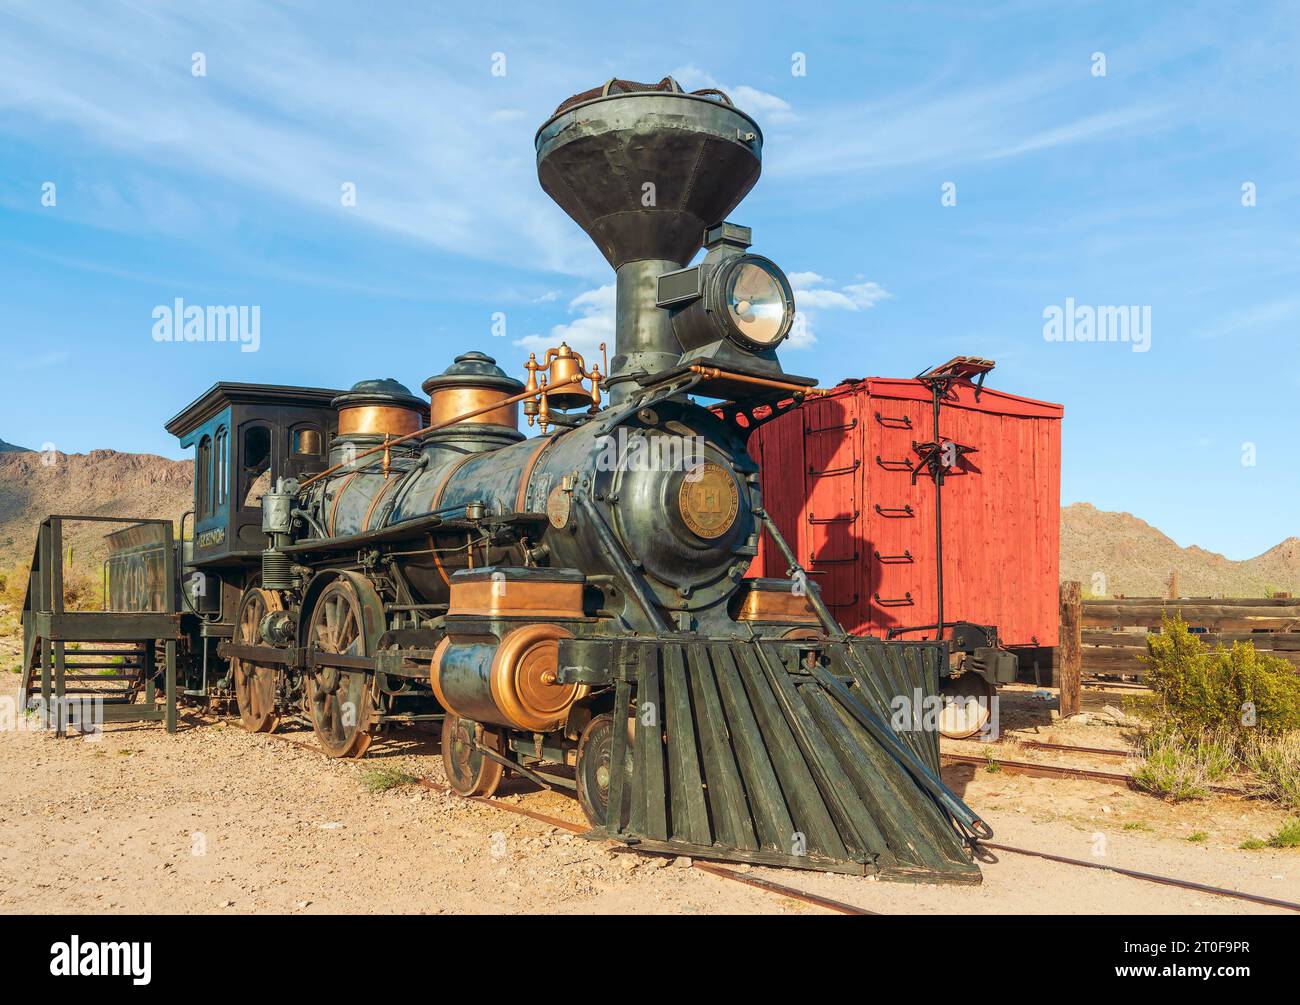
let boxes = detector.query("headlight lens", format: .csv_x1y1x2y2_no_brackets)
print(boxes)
723,259,791,348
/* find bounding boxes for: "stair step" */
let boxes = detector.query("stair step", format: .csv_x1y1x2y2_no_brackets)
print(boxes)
55,648,146,656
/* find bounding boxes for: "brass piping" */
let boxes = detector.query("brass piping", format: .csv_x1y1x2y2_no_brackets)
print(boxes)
301,375,584,490
686,365,829,397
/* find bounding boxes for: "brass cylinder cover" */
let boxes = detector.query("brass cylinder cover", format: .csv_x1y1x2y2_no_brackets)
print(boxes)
430,624,585,732
336,404,423,437
491,624,582,731
736,578,820,624
447,571,585,619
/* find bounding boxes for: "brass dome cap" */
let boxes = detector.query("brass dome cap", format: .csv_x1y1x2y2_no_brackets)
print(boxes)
331,377,426,412
421,352,524,396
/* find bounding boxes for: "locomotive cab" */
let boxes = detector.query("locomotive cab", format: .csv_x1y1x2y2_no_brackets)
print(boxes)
165,382,343,568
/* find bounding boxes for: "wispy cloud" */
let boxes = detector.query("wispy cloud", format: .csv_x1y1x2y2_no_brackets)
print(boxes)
1196,297,1300,340
768,70,1174,180
515,285,614,362
787,273,891,349
0,2,596,274
14,349,71,371
790,273,891,311
672,64,797,124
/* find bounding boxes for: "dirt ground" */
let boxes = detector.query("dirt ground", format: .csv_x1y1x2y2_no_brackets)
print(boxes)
1,686,1297,915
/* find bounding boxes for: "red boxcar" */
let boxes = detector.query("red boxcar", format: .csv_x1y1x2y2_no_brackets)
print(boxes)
750,362,1062,658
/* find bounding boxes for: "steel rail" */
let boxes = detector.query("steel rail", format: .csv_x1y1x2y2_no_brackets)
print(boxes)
1011,739,1133,758
940,752,1241,795
978,841,1300,913
944,738,1134,758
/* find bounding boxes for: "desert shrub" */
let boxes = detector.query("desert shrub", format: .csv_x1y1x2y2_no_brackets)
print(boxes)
360,767,416,793
1131,726,1235,801
1144,614,1300,738
60,571,104,611
1241,820,1300,850
0,565,26,608
1242,733,1300,810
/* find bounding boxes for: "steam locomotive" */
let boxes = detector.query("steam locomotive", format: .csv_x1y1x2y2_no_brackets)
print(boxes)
101,78,992,881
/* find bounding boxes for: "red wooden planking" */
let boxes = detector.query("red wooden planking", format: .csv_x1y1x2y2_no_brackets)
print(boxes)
750,376,1062,648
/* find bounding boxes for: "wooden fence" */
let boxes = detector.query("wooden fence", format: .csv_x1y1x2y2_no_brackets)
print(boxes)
1078,596,1300,679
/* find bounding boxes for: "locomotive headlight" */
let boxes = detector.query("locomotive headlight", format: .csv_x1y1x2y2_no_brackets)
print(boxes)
721,257,791,348
657,229,796,357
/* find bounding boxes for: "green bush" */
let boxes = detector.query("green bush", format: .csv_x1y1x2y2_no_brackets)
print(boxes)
1144,614,1300,738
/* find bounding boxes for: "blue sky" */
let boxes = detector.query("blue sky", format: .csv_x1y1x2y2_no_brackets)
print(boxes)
1,2,1297,560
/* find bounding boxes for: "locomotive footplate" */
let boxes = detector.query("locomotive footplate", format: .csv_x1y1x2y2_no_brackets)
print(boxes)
217,642,440,679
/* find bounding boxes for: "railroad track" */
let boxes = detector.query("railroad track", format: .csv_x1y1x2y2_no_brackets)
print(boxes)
1011,739,1132,758
940,751,1241,795
1082,679,1151,691
254,724,1300,915
262,728,875,915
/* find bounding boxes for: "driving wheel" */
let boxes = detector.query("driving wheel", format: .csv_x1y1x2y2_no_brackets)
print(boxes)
232,587,284,733
305,577,377,758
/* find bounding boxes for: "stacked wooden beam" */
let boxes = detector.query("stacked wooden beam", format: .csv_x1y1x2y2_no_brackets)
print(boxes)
1079,597,1300,678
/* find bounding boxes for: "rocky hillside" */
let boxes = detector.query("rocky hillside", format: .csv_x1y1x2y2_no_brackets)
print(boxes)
0,438,32,453
0,448,192,585
1061,502,1300,598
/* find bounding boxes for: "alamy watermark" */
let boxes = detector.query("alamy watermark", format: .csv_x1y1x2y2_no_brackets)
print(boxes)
1,695,103,738
593,429,706,477
1043,297,1150,353
152,299,260,353
890,686,1000,740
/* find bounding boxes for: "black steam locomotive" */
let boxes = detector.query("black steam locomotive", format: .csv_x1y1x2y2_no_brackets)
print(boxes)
70,78,992,881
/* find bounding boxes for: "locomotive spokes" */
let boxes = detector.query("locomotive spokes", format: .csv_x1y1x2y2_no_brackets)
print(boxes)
440,714,504,797
305,578,376,758
232,587,284,734
575,713,633,828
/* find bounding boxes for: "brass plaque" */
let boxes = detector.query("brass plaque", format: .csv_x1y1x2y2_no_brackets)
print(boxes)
546,484,571,529
679,462,739,539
